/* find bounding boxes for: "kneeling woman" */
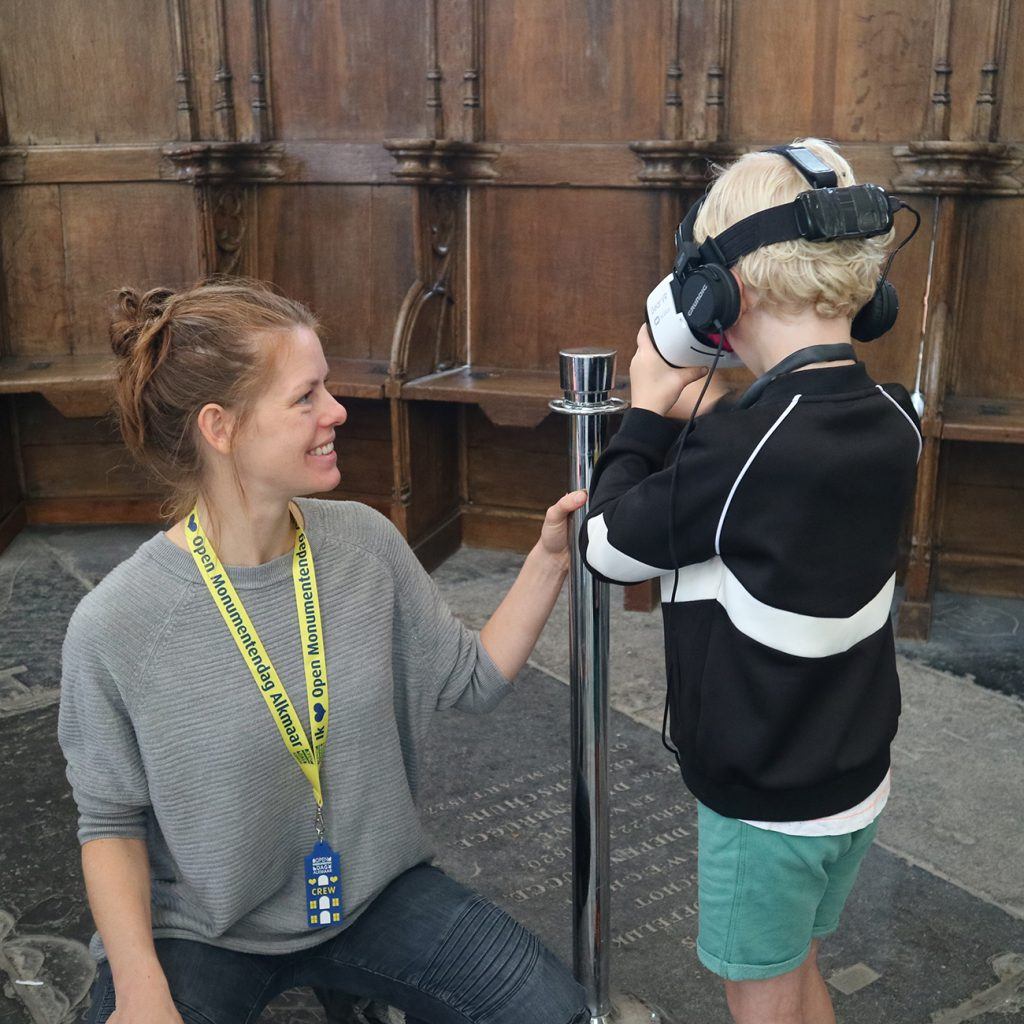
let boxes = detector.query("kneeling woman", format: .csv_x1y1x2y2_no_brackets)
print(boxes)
58,279,589,1024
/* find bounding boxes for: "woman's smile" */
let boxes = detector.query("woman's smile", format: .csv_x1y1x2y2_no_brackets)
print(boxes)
307,438,336,459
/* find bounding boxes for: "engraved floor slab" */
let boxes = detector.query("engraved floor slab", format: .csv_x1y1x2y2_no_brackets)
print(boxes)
2,528,1023,1023
418,666,1024,1024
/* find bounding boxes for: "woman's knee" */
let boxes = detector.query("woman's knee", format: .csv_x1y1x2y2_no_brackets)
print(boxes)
414,895,586,1024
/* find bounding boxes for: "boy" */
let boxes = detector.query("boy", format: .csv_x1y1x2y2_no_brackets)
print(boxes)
580,139,921,1024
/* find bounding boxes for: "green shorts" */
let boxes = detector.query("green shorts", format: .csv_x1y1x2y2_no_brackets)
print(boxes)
696,800,879,982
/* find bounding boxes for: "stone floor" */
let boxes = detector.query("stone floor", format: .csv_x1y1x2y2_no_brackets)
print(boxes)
1,523,1022,1023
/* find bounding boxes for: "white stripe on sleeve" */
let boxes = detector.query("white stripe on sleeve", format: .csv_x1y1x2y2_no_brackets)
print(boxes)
584,513,667,584
876,385,922,462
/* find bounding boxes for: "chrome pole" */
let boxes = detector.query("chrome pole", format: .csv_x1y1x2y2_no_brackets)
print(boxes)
550,349,670,1024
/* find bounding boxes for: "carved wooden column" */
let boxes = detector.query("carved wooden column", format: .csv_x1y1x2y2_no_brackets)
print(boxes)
161,142,284,277
889,192,962,639
161,0,282,278
382,140,498,564
381,0,499,564
624,0,740,613
0,51,26,551
169,0,199,141
892,0,1022,638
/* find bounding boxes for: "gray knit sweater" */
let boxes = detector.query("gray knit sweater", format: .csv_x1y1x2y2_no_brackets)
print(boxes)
57,498,511,960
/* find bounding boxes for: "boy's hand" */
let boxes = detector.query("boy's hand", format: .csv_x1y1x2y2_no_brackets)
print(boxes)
629,325,708,417
664,374,734,421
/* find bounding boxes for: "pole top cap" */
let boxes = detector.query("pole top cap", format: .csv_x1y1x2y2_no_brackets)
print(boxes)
558,348,619,403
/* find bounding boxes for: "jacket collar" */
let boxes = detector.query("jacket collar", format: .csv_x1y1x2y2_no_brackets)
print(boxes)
751,361,875,406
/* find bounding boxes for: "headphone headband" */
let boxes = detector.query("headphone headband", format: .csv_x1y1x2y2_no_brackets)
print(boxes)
664,143,916,343
763,145,838,189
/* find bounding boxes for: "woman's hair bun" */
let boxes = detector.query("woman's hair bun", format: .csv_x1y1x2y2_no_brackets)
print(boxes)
110,286,176,359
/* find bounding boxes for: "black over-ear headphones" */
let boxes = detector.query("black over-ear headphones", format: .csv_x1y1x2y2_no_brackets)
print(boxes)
673,145,916,344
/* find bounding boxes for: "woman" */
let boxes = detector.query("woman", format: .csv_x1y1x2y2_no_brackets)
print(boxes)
58,279,590,1024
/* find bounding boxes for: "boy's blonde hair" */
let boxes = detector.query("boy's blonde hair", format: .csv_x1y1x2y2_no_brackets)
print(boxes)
692,139,894,320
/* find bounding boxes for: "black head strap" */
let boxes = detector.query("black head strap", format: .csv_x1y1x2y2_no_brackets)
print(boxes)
707,203,804,268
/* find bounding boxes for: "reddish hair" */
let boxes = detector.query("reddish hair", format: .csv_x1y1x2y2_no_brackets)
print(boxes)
110,277,319,521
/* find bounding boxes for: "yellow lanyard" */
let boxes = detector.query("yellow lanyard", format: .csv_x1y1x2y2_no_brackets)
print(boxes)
186,505,329,810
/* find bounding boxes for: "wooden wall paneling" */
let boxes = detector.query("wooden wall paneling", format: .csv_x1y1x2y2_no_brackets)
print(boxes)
256,184,414,370
169,0,200,141
700,0,733,142
854,202,933,391
0,27,8,147
212,0,239,142
471,188,663,372
20,409,161,509
0,186,72,359
0,0,178,145
924,0,954,140
950,198,1024,400
969,0,1011,142
0,48,23,553
389,186,465,385
662,0,686,142
462,407,565,553
0,397,26,553
727,2,816,142
267,0,427,142
947,0,1004,142
60,185,200,356
896,195,968,638
197,184,257,277
483,1,665,143
434,0,484,143
936,440,1024,596
17,396,164,522
0,250,25,550
247,0,274,142
389,399,462,568
463,0,483,141
728,0,935,144
384,0,472,566
179,0,239,143
996,0,1024,141
160,137,286,280
315,397,393,508
425,0,445,140
831,0,935,142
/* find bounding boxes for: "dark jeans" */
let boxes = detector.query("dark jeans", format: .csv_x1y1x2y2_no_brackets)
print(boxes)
83,864,588,1024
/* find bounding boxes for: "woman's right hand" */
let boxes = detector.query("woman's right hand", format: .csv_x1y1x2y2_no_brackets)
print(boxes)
81,839,182,1024
108,988,185,1024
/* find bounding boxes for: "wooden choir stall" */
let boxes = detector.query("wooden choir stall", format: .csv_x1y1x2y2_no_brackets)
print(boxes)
1,0,1022,638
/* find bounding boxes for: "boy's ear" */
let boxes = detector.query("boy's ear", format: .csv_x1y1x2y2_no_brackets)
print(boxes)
730,269,748,317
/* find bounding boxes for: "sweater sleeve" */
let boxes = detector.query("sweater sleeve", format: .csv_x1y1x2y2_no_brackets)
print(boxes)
375,512,512,714
579,407,750,584
57,603,152,844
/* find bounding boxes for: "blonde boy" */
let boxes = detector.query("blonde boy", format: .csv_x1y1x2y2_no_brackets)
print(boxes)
581,140,921,1024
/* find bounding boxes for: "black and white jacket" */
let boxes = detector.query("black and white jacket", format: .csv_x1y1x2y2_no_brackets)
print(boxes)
580,362,922,821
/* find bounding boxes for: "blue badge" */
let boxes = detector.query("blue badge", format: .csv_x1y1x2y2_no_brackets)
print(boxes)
305,839,342,929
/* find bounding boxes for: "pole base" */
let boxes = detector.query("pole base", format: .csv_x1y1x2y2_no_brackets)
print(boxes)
587,990,675,1024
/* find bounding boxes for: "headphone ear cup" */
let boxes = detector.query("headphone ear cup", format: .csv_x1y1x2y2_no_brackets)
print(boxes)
852,279,899,342
678,264,741,334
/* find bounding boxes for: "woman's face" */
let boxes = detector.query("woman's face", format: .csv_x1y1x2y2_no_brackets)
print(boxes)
230,326,348,503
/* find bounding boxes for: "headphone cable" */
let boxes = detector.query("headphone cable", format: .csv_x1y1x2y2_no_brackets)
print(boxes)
880,200,921,282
